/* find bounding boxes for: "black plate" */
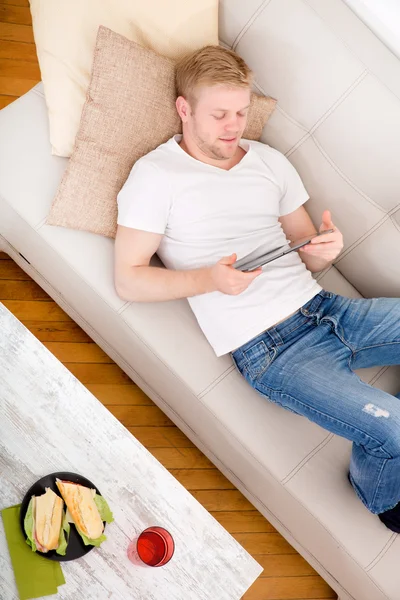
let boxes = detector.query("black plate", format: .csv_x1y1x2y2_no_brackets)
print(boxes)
20,472,106,562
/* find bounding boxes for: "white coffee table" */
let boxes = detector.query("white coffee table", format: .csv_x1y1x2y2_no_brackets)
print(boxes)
0,302,262,600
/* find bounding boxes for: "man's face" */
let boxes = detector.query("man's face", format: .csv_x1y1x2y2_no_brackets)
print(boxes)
182,85,251,161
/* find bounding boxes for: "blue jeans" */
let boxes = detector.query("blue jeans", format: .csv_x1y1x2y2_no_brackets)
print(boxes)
231,290,400,514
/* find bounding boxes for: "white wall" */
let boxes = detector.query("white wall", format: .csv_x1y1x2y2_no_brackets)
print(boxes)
343,0,400,60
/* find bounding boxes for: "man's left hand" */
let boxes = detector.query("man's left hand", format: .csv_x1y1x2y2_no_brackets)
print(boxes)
299,210,343,262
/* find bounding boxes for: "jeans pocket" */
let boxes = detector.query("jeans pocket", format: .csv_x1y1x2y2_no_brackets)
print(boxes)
243,340,276,381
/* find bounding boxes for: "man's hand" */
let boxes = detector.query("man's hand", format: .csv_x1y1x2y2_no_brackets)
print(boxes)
209,253,262,295
299,210,343,262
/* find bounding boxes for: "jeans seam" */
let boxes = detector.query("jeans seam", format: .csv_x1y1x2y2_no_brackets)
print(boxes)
243,347,277,381
370,458,390,511
353,341,400,358
243,340,269,377
349,472,380,513
256,385,389,454
321,315,356,354
258,347,276,379
278,316,311,338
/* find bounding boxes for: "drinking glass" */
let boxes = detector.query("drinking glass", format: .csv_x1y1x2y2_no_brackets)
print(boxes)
135,526,175,567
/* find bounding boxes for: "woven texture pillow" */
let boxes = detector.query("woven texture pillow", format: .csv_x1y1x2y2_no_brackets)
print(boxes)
46,27,277,239
30,0,219,157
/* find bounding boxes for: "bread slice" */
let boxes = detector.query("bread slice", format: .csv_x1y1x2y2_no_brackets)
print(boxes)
56,480,104,539
35,488,63,551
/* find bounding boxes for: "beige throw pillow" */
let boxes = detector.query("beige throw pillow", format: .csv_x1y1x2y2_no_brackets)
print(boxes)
29,0,219,157
46,27,277,239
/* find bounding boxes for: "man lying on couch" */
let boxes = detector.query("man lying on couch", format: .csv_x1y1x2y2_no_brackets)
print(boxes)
114,45,400,533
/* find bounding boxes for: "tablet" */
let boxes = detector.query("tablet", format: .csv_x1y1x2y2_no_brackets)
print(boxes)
233,229,334,272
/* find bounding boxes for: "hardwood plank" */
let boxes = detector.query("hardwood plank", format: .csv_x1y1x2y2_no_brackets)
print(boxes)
42,342,112,364
107,404,173,427
191,490,255,512
151,447,214,469
86,384,154,406
0,39,37,61
0,5,32,25
0,252,9,259
210,511,275,534
0,258,31,279
234,532,296,555
0,93,15,107
21,321,92,343
0,1,30,7
0,76,37,95
2,300,72,321
0,22,34,43
0,280,50,300
251,555,316,578
151,448,215,469
127,426,195,448
169,468,236,490
0,58,40,79
66,363,132,386
242,577,336,600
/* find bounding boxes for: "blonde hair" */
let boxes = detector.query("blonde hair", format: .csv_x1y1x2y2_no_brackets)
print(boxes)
175,45,253,106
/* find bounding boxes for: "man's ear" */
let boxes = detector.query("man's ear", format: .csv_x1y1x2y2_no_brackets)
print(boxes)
176,96,190,123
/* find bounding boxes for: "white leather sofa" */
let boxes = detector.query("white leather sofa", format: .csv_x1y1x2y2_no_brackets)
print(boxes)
1,1,400,598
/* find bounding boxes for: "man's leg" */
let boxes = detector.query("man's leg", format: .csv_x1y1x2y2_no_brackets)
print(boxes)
329,294,400,530
233,297,400,523
260,344,400,516
329,295,400,371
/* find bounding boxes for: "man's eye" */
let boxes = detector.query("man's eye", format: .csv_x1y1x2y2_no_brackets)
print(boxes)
238,112,247,117
213,114,225,120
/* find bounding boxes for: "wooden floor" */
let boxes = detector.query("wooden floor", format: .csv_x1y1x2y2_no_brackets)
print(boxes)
0,3,336,599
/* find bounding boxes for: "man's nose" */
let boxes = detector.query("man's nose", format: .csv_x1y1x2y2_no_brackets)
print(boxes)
224,115,240,131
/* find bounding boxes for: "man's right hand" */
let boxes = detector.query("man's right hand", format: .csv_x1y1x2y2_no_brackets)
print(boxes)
209,253,262,295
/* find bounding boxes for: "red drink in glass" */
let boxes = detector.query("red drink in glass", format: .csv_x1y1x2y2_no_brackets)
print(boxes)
136,526,175,567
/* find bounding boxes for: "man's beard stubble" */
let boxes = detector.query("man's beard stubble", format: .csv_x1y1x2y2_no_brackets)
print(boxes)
192,119,239,161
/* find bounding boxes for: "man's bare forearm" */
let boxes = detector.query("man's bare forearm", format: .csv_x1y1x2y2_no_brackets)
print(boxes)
116,265,215,302
301,253,332,273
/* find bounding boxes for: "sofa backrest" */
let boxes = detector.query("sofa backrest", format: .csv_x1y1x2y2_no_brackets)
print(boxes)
219,0,400,298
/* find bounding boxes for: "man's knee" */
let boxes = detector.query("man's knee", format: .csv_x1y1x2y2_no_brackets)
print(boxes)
371,418,400,459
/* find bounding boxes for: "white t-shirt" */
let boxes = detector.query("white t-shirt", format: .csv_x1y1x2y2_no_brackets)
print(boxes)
117,135,322,356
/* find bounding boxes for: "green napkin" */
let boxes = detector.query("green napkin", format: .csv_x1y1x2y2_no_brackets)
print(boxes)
1,505,65,600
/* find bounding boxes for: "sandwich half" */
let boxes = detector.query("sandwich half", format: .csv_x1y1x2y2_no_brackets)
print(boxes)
56,479,105,544
24,487,66,553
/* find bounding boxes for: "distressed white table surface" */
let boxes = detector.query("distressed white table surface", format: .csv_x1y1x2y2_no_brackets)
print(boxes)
0,303,262,600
